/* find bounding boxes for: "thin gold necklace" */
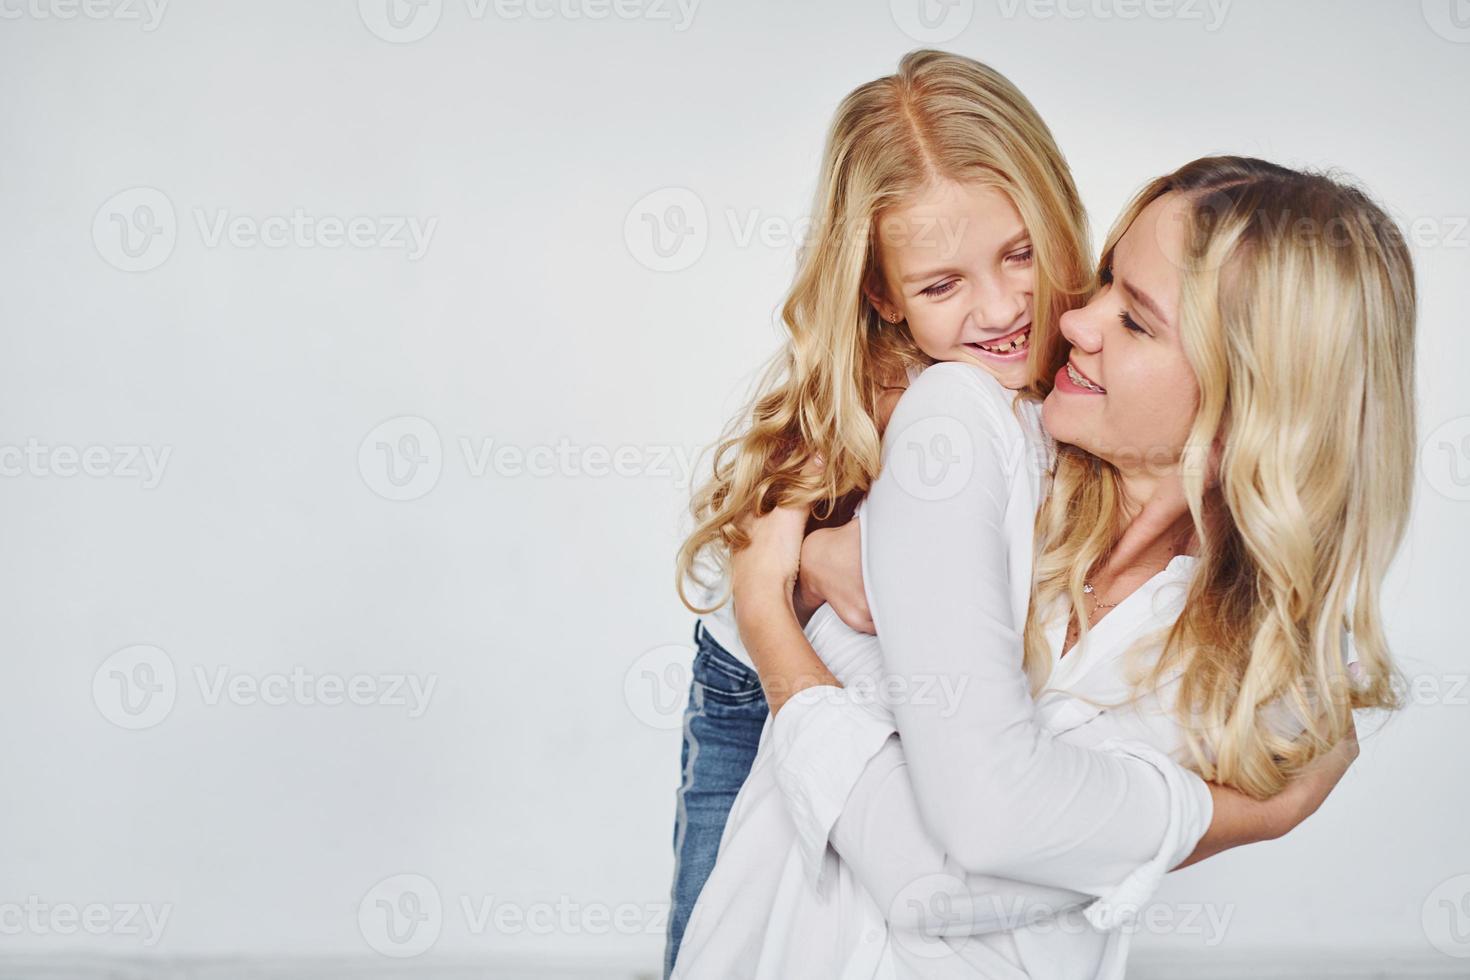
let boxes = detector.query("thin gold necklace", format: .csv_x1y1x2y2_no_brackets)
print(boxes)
1082,555,1176,613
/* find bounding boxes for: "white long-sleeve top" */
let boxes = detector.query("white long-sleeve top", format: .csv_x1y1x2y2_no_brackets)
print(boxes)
672,363,1213,979
693,363,926,669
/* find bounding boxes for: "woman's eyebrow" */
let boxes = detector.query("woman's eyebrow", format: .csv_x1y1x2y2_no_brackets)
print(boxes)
1121,278,1170,328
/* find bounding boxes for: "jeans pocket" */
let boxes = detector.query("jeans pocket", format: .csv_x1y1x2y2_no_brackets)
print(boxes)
692,629,765,707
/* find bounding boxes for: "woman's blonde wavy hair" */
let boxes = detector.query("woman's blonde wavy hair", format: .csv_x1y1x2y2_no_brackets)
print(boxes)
677,49,1091,611
1024,156,1416,798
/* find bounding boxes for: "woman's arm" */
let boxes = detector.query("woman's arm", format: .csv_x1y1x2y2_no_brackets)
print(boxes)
852,364,1205,892
736,365,1205,892
736,365,1351,924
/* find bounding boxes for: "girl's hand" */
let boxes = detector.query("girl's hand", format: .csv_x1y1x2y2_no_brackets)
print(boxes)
797,519,874,634
730,499,810,611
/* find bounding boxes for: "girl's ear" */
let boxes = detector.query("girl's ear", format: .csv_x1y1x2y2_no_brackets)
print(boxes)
864,277,900,325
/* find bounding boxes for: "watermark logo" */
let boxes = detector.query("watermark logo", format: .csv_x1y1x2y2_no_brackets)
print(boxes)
93,187,177,273
359,873,443,957
194,666,437,717
360,0,697,39
359,420,703,501
887,873,976,960
1423,0,1470,42
890,0,974,42
623,643,694,730
995,0,1230,30
94,189,437,271
624,188,708,272
359,0,443,42
1421,416,1470,502
887,414,974,502
1423,873,1470,958
0,897,172,946
0,0,169,30
0,440,172,488
359,416,444,502
93,644,178,730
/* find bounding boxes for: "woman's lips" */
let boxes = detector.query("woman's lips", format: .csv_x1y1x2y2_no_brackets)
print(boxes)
1055,360,1106,394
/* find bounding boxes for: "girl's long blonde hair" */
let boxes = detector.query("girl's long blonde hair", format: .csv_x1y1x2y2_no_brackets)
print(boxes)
1025,156,1416,798
677,49,1091,610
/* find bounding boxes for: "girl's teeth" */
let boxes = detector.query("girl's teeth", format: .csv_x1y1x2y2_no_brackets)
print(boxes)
980,331,1029,354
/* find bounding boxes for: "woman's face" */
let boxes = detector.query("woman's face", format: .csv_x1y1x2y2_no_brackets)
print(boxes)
1042,191,1200,477
869,179,1037,390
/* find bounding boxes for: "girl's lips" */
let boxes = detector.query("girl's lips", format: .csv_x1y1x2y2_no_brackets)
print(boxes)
964,324,1031,361
966,341,1028,362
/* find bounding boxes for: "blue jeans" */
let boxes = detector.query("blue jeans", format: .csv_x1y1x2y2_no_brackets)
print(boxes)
663,619,769,979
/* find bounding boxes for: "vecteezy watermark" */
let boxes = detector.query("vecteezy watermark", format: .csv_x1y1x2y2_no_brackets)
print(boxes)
890,0,974,43
358,873,668,957
623,188,708,273
0,439,172,488
885,877,1236,960
193,209,436,260
93,187,177,273
92,645,438,730
0,0,168,30
359,874,443,957
1420,416,1470,502
623,643,696,730
995,0,1230,30
93,645,178,730
621,636,976,732
779,671,974,720
1396,671,1470,708
1422,0,1470,43
0,897,172,946
193,666,437,718
357,0,698,43
1404,215,1470,250
1423,873,1470,958
358,416,444,503
92,187,437,272
623,189,973,273
357,0,443,42
358,416,703,502
887,413,977,503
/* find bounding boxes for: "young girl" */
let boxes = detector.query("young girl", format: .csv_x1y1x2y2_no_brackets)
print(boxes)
665,49,1090,977
685,157,1411,977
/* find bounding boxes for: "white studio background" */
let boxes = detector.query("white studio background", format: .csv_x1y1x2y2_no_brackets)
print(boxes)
1,0,1467,975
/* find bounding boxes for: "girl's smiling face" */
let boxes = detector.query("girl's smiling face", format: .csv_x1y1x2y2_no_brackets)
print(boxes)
1043,191,1201,477
868,179,1038,390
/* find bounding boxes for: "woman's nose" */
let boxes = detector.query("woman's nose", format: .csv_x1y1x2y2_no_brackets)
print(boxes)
1059,302,1103,352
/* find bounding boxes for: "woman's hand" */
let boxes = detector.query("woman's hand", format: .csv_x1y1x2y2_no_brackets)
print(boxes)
1175,720,1359,869
796,519,874,634
1264,719,1360,837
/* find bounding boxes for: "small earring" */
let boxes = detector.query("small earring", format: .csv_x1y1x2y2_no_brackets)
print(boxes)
888,313,901,324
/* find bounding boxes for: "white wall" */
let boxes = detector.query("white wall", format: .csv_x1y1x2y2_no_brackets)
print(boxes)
0,0,1466,971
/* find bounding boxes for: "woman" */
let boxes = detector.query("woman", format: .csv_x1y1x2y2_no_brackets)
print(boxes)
665,49,1091,978
676,157,1413,977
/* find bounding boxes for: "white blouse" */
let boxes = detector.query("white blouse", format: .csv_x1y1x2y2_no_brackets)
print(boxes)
693,362,927,669
672,363,1214,979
